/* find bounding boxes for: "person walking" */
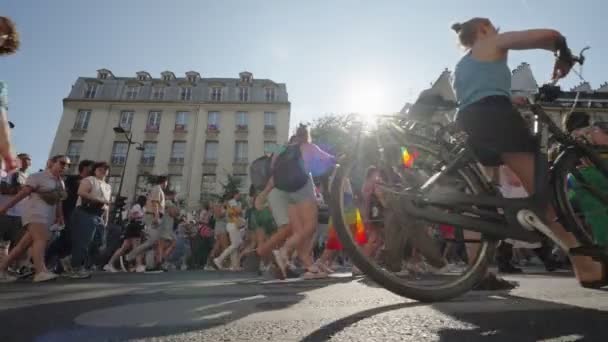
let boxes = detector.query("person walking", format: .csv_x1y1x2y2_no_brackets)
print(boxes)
0,153,31,259
213,192,243,270
0,155,70,283
104,195,146,272
65,162,111,279
121,175,167,272
0,16,20,172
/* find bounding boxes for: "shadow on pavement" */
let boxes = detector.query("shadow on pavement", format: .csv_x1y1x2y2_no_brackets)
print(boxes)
299,289,608,342
0,272,355,342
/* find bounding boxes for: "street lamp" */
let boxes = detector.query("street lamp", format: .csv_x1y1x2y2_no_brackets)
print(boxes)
111,126,143,223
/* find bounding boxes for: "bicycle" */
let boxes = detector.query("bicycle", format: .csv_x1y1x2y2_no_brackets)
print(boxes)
329,49,608,302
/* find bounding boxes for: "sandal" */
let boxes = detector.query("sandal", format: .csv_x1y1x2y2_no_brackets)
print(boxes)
580,261,608,289
302,266,328,280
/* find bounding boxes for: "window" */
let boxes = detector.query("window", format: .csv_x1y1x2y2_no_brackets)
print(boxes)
264,112,277,129
66,140,83,164
238,87,249,102
187,74,198,83
201,174,216,193
264,141,276,155
106,176,121,201
84,83,97,99
265,87,276,102
146,111,161,131
175,111,189,131
207,111,220,130
111,142,128,165
234,141,248,163
119,111,134,131
74,110,91,130
135,175,150,197
210,87,222,102
151,87,164,100
141,142,156,165
180,87,192,101
168,175,183,195
170,141,186,164
125,86,139,100
235,111,248,130
204,141,218,162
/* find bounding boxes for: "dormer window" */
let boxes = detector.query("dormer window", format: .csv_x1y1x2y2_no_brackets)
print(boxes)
186,71,200,83
238,86,249,102
97,69,114,80
84,83,98,99
136,71,151,81
125,85,139,100
161,71,176,82
210,86,222,102
265,87,276,102
239,71,253,84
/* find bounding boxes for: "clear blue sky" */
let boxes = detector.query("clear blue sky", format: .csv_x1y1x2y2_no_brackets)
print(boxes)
2,0,607,170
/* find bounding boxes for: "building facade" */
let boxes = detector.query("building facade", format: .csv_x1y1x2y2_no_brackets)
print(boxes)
50,69,290,209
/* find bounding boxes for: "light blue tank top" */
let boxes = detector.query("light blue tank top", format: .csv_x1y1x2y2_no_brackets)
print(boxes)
453,53,511,110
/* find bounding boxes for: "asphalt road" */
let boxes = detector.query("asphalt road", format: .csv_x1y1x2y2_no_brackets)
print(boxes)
0,269,607,342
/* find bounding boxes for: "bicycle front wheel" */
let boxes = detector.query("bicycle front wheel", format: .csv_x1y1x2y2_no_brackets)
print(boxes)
330,139,495,302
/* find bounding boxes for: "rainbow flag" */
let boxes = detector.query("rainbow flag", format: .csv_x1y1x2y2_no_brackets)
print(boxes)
401,147,419,168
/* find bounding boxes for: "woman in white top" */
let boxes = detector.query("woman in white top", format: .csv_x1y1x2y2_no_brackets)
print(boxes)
67,161,112,279
0,155,70,283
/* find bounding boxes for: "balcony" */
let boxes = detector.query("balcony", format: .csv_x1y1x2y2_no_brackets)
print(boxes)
235,125,248,139
138,157,155,173
174,124,188,135
206,125,220,139
232,161,248,174
202,160,218,173
70,128,87,138
263,125,277,139
111,156,126,166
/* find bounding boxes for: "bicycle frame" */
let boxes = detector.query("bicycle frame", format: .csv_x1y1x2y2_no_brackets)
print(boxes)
383,104,608,244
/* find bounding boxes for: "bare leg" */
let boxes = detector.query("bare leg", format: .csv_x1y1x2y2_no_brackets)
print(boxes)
257,225,292,257
28,224,51,274
0,230,32,270
108,240,132,266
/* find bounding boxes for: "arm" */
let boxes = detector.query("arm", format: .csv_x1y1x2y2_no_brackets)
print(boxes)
77,179,108,204
0,83,16,170
102,207,109,226
0,185,33,214
494,29,562,51
55,202,64,225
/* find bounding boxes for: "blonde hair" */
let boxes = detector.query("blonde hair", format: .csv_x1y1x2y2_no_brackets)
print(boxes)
451,17,491,48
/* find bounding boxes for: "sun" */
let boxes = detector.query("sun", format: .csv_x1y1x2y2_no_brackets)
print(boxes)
344,79,388,128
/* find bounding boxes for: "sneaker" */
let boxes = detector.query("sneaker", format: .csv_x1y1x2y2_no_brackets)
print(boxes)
0,271,17,283
103,264,119,273
33,271,58,283
498,264,524,274
271,250,287,280
60,256,73,273
65,269,91,279
474,273,519,291
212,258,223,270
135,265,146,273
119,256,128,272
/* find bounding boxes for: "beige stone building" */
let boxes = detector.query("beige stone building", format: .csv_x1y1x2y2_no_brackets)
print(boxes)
50,69,290,209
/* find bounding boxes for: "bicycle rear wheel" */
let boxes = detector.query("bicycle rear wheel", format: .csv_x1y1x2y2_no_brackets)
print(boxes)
553,147,608,248
330,136,495,302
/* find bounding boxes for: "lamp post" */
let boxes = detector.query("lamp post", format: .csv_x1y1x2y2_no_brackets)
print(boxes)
112,126,144,223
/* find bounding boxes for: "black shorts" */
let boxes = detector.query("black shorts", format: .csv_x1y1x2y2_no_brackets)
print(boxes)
456,96,537,166
0,215,23,245
124,221,144,239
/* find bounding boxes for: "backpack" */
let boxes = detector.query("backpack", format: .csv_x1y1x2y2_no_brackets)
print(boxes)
273,144,309,192
249,155,273,191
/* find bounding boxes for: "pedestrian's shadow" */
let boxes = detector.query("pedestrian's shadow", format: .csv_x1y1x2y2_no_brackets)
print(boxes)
300,290,608,341
0,272,356,342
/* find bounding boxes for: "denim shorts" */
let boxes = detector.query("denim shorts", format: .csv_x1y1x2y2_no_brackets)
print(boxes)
267,176,316,227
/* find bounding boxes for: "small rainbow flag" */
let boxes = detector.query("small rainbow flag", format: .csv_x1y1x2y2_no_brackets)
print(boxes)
401,147,419,168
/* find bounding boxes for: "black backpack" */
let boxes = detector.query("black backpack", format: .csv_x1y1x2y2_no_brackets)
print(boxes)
249,155,273,191
273,144,309,192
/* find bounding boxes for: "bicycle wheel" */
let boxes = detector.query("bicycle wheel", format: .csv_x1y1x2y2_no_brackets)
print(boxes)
330,134,495,302
553,147,608,248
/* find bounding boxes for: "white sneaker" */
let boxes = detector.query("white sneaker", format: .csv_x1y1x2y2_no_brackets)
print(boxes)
271,250,287,279
0,271,17,283
33,271,58,283
302,266,328,280
213,258,223,270
135,265,146,273
103,264,119,273
60,256,73,273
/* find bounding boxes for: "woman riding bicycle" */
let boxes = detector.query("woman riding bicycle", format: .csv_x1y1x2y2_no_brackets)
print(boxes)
451,17,605,288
